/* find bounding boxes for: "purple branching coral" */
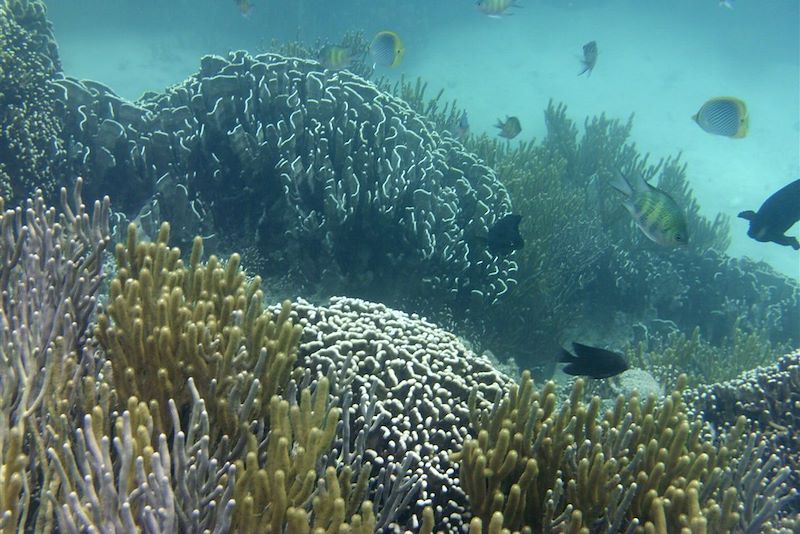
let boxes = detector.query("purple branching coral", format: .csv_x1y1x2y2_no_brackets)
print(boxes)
0,178,109,530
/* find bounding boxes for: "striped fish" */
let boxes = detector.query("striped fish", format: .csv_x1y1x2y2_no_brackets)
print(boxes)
318,46,352,71
692,97,748,138
611,171,689,247
369,31,404,68
477,0,519,18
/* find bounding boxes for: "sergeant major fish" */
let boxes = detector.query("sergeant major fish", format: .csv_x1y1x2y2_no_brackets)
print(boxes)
318,45,353,71
738,179,800,250
477,0,519,18
611,170,689,247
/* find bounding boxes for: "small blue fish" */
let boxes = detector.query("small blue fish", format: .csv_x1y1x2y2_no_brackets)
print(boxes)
453,111,470,141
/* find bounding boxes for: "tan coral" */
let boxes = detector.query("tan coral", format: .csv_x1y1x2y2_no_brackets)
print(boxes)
453,370,791,533
95,222,302,436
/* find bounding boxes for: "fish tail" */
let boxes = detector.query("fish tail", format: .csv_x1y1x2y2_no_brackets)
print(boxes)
610,170,633,197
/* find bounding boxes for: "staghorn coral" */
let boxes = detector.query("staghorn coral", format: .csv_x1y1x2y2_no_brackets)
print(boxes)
94,222,302,437
691,351,800,517
0,178,109,531
453,370,796,533
628,319,793,389
55,51,518,305
0,0,64,202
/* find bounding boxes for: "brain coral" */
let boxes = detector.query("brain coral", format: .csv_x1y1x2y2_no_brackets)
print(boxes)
55,51,519,304
285,296,513,531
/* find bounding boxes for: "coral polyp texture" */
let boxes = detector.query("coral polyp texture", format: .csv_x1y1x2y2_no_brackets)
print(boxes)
691,351,800,515
0,0,64,202
55,51,518,304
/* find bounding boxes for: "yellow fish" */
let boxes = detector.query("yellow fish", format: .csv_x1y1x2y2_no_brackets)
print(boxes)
318,46,352,71
369,31,405,68
478,0,519,18
611,170,689,247
692,97,748,138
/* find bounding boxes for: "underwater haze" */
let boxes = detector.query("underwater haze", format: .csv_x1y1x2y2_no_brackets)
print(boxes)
4,0,800,531
47,0,800,278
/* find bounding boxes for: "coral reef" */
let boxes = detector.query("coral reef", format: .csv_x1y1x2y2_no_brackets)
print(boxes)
385,80,797,376
0,0,64,202
691,351,800,515
454,371,797,533
628,319,793,389
55,51,518,305
95,222,302,436
0,179,109,531
287,296,513,531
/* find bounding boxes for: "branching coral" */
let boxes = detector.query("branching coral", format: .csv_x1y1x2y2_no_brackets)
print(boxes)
453,370,796,533
628,319,793,389
0,178,109,531
691,351,800,518
95,222,302,437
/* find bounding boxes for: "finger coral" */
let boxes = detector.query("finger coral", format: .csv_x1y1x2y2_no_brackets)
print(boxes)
453,370,796,533
95,222,302,437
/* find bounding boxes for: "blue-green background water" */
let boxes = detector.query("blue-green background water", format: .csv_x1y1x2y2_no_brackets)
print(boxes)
46,0,799,278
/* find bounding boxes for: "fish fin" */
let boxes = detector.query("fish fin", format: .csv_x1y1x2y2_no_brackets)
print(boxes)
734,113,749,138
610,170,633,197
559,348,577,363
773,235,800,249
737,210,756,221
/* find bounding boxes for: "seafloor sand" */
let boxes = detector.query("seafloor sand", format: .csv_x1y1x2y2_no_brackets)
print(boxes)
47,0,799,278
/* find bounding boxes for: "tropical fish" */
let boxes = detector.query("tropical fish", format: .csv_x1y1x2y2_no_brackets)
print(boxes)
235,0,253,17
610,170,689,247
719,0,734,9
495,116,521,139
578,41,598,76
484,213,524,256
738,179,800,250
318,45,352,71
692,97,748,138
453,111,470,141
560,342,629,379
477,0,519,18
369,31,405,68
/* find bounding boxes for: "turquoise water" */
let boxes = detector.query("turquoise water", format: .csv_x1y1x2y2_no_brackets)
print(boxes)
47,0,800,278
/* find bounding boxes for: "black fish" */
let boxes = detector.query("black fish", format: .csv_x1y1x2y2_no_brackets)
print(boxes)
559,342,629,379
578,41,597,76
485,214,524,256
738,179,800,250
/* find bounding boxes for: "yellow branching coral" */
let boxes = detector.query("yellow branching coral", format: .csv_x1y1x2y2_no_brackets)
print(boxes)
95,222,302,435
453,370,758,533
231,377,375,533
